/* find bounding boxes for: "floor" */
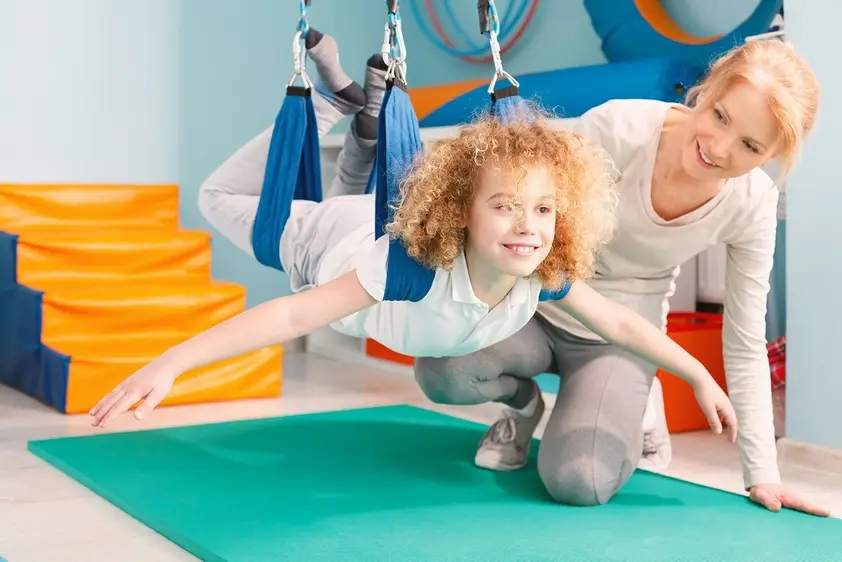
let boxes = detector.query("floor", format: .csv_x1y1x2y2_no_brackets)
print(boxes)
2,351,841,562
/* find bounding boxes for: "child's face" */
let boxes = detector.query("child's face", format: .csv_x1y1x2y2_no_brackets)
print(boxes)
465,162,557,279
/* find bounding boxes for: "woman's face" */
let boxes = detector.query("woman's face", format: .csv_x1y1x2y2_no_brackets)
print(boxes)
679,81,781,181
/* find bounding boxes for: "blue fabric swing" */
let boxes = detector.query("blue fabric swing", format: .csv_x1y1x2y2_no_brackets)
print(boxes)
251,1,322,271
251,84,323,272
375,78,436,302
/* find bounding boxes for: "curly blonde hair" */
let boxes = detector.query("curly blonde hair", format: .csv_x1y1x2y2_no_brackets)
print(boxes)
385,103,619,290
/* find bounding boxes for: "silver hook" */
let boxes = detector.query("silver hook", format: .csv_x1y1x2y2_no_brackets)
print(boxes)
288,30,313,89
382,14,408,83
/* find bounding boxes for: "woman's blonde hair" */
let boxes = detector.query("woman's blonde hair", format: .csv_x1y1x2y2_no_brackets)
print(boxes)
686,40,820,176
385,104,619,290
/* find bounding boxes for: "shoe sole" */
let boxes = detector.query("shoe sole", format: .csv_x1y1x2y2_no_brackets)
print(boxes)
474,449,528,472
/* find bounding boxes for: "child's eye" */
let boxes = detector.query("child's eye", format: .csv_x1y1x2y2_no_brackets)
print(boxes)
538,205,552,214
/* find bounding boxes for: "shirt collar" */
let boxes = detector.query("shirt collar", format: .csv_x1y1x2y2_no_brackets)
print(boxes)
450,250,533,306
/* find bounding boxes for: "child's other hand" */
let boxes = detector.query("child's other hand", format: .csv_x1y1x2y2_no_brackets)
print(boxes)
89,361,177,428
694,380,738,443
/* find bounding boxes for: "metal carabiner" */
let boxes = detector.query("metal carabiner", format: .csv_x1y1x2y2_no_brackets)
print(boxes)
382,4,407,83
288,30,313,89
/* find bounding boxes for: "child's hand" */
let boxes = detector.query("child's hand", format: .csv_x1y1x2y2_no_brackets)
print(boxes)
89,361,178,428
693,379,738,443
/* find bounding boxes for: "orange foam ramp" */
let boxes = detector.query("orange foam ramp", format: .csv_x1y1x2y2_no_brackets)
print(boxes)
0,183,283,414
0,183,179,233
15,229,212,286
43,335,283,414
35,281,247,342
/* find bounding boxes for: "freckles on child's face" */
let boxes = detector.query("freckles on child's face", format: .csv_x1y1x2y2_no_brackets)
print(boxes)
465,163,557,278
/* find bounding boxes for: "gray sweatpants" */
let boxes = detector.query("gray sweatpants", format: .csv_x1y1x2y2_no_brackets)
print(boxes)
414,314,657,507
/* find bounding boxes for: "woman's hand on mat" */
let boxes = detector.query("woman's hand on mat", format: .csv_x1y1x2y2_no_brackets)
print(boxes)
89,361,177,428
693,380,738,442
750,483,831,517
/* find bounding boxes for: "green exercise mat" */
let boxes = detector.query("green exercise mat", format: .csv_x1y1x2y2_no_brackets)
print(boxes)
29,405,840,562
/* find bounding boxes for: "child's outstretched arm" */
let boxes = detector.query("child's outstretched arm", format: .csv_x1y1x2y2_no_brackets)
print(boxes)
554,281,738,442
89,271,377,428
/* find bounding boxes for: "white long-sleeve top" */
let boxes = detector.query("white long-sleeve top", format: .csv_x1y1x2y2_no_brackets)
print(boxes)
539,98,780,488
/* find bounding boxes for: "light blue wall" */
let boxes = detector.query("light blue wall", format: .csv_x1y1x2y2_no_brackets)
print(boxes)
0,0,180,183
783,3,842,450
176,0,294,308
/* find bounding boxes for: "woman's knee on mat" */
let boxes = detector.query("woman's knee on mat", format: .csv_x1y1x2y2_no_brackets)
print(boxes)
536,427,637,506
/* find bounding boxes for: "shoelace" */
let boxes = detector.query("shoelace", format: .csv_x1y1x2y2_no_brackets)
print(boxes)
642,430,664,456
489,416,518,444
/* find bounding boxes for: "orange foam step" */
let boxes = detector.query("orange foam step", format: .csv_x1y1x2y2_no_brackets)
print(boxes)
15,230,212,286
0,183,179,233
47,334,283,414
35,281,246,341
366,339,414,366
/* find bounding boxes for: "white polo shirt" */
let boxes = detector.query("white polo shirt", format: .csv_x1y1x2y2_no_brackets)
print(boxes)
316,226,547,358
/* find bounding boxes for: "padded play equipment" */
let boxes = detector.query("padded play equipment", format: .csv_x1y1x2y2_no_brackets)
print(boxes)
29,405,842,561
654,312,727,433
409,0,783,128
0,183,283,414
413,56,705,127
585,0,783,64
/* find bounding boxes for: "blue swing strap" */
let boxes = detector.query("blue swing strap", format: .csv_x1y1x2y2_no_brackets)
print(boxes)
490,84,527,120
374,2,437,303
377,77,437,303
251,23,323,272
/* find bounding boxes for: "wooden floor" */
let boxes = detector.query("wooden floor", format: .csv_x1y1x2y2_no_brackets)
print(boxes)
2,352,840,561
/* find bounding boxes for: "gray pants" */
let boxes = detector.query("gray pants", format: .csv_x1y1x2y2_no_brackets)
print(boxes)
414,314,657,506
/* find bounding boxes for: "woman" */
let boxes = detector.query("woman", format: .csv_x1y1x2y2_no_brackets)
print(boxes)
413,39,829,516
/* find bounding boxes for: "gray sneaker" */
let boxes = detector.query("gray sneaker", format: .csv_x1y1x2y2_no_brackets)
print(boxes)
474,389,545,471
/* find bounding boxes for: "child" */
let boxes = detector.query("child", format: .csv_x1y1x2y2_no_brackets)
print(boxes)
90,33,737,441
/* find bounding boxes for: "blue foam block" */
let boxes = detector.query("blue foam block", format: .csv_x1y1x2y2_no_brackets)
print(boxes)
0,231,70,412
419,57,705,128
0,231,18,289
584,0,783,65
